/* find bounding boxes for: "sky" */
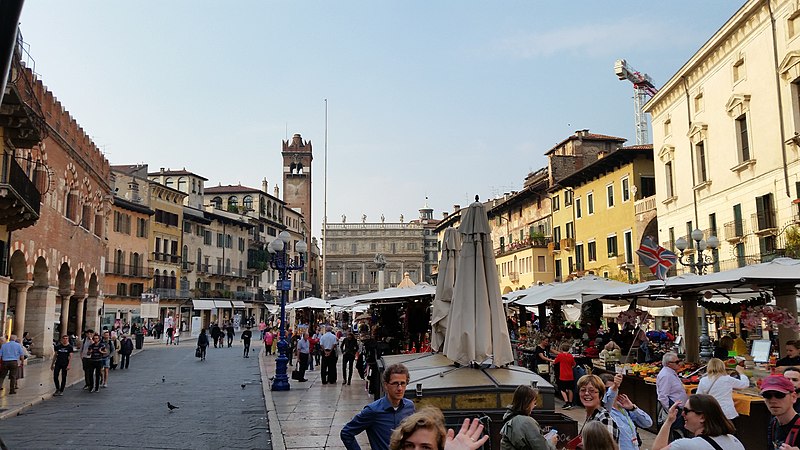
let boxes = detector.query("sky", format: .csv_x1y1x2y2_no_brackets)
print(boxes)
18,1,745,241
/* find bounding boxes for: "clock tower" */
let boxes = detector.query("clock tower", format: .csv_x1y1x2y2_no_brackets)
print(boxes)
282,133,312,239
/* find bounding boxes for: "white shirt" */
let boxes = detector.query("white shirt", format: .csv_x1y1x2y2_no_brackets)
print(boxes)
695,373,749,419
669,434,744,450
319,331,337,350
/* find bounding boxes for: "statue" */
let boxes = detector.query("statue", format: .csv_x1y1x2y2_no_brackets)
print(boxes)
380,214,385,223
399,214,404,223
341,214,346,223
374,253,387,270
361,214,367,223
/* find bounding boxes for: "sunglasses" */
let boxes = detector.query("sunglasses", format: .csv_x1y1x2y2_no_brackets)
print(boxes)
679,406,699,415
762,391,788,400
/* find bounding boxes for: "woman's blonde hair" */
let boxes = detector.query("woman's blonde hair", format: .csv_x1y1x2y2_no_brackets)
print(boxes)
705,358,727,378
581,421,619,450
389,406,447,450
577,374,605,394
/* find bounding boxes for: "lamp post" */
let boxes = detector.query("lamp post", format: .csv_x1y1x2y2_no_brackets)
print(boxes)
674,229,719,359
268,230,307,391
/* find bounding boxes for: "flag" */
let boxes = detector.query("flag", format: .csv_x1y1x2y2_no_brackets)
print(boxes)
636,236,677,280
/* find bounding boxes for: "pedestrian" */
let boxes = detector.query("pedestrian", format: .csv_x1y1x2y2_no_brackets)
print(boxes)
264,329,274,355
581,421,618,450
110,331,121,370
241,326,253,358
778,341,800,369
600,373,652,450
226,322,235,348
86,334,107,393
577,374,620,443
51,334,73,396
0,334,25,394
307,331,318,371
652,394,744,450
197,328,209,361
101,330,115,388
656,352,688,440
553,343,576,409
119,334,133,369
696,357,749,425
783,367,800,414
258,320,267,340
295,332,310,382
341,331,359,386
320,325,338,385
211,323,221,348
499,384,558,450
761,375,800,449
341,363,416,450
80,329,95,391
532,337,554,375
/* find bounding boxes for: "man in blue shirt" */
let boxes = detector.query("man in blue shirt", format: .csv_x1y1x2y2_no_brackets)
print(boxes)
295,332,310,382
341,363,415,450
0,334,26,394
601,373,653,450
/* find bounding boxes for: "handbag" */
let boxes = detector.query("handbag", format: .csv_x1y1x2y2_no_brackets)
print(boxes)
195,346,202,358
291,361,301,380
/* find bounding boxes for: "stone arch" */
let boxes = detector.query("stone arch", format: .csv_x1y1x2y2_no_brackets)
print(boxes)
33,257,48,287
58,262,71,293
502,286,513,294
88,273,98,297
9,250,28,282
74,268,86,298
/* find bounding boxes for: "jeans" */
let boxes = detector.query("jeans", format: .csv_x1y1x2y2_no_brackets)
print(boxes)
342,354,355,383
120,353,130,369
53,364,68,391
243,341,251,357
89,360,103,390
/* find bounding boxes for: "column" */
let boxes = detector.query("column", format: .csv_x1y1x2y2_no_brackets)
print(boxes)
75,295,86,335
681,292,700,363
25,286,58,358
11,281,33,338
84,294,103,333
59,290,73,336
775,283,799,356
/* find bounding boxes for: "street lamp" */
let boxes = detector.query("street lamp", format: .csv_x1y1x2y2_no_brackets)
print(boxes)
674,228,719,359
268,230,307,391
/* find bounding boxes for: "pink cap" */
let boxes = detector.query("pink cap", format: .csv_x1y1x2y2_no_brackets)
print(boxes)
760,375,795,394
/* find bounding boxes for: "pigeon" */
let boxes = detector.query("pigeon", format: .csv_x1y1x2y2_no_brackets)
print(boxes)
241,383,246,390
162,376,165,383
167,402,179,411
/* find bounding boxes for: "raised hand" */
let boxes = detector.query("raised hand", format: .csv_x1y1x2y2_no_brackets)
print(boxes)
444,418,489,450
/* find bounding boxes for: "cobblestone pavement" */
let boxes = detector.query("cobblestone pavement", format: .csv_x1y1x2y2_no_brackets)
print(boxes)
0,339,271,450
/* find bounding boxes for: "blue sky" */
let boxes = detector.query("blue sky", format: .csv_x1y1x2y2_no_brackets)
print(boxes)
19,1,744,240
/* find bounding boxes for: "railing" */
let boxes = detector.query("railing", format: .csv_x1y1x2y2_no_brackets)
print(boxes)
195,264,249,278
509,271,519,282
723,221,746,241
751,212,777,234
325,222,422,230
560,238,575,250
547,241,560,254
151,252,181,264
634,195,656,215
495,237,551,257
105,261,148,277
0,154,41,218
153,288,192,299
182,261,194,272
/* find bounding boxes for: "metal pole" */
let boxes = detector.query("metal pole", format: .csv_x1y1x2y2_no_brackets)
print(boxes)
272,251,290,391
322,99,327,300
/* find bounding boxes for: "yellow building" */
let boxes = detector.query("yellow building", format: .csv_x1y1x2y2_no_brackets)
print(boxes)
488,168,554,294
146,180,187,321
556,146,655,281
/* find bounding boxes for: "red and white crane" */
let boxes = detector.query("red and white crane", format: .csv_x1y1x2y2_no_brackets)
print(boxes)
615,59,658,145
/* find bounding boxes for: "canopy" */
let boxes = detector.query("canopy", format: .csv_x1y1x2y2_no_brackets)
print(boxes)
443,199,514,366
352,283,436,304
285,297,331,310
660,257,800,292
213,300,232,308
231,300,247,308
431,227,460,353
192,299,215,310
511,275,628,306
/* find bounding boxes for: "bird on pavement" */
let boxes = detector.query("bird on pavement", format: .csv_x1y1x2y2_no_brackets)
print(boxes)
167,402,179,411
162,376,165,383
241,383,246,390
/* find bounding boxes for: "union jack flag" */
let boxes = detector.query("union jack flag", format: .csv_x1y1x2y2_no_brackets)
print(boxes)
636,236,677,280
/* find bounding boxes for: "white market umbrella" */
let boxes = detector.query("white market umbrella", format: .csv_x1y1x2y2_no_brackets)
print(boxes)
285,297,330,311
431,227,461,353
512,275,628,306
443,198,514,367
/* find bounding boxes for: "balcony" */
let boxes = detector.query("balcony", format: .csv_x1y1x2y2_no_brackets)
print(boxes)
634,195,656,215
201,265,249,279
495,236,551,258
547,241,561,255
151,252,181,265
751,212,778,237
723,221,747,243
153,288,192,299
182,261,194,272
105,261,148,278
0,154,41,231
508,271,519,282
560,238,575,251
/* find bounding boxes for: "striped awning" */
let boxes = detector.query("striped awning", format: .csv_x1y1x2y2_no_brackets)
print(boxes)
231,300,247,308
213,300,232,309
192,299,215,310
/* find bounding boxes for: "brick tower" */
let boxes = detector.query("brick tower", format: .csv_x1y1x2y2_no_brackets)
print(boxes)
282,133,312,239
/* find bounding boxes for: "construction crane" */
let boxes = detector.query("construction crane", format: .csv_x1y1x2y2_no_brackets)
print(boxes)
615,59,658,145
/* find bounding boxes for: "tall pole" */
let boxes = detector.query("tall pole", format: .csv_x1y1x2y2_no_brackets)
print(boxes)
322,98,328,300
270,232,306,391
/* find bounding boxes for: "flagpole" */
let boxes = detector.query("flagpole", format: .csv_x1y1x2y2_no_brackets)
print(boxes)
322,99,328,301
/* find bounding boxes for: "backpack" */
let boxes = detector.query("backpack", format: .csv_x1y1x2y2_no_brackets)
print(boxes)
769,415,800,448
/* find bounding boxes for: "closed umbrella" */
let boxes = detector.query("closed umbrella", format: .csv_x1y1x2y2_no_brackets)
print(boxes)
444,198,514,367
430,227,461,352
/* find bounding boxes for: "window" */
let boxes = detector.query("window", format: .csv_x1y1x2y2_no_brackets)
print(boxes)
154,209,178,227
789,10,800,39
183,221,192,233
733,57,745,83
370,243,377,251
668,228,675,251
755,193,776,231
553,226,561,243
555,260,562,281
693,92,704,114
566,222,574,239
116,283,127,296
587,192,594,215
537,256,546,272
351,243,358,254
217,233,224,248
665,162,675,198
686,221,694,249
663,117,671,136
238,237,245,252
735,114,750,162
564,190,573,206
137,218,147,237
243,195,253,211
329,271,338,284
177,177,187,193
606,235,618,257
226,235,232,249
640,176,656,198
623,230,633,264
588,241,597,261
211,197,222,209
695,141,708,183
621,178,630,202
575,198,582,219
552,195,560,211
227,196,238,212
204,230,212,245
606,184,614,208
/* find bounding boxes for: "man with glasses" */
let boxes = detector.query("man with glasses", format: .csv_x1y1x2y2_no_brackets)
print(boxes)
51,335,73,396
340,363,415,450
656,352,688,441
783,367,800,414
762,375,800,449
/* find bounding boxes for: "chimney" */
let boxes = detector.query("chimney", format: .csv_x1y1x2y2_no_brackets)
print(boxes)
597,150,607,160
160,167,165,172
443,212,449,219
453,204,460,213
575,129,590,137
274,184,280,199
262,178,268,193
